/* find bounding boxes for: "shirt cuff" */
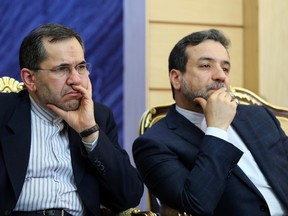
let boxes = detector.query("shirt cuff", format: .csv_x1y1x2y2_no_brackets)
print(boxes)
206,127,229,142
82,137,98,152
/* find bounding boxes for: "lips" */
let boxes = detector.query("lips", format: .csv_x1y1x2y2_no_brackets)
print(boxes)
65,91,82,98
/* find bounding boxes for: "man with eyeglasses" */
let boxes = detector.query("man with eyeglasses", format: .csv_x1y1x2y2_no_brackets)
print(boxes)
0,23,143,216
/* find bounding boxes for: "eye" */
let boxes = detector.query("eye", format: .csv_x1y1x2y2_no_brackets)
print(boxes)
222,67,230,73
55,66,70,72
200,64,210,68
77,64,87,71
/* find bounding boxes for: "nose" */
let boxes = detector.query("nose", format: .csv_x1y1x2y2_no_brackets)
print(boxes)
66,68,81,85
212,66,227,82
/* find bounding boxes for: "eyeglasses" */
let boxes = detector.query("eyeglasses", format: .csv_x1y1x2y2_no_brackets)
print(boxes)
31,63,92,79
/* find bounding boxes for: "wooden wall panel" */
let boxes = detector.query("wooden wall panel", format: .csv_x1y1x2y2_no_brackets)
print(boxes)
259,0,288,107
149,90,174,107
149,0,243,26
243,0,259,94
146,0,245,108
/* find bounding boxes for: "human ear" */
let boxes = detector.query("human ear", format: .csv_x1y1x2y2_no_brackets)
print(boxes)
169,69,182,91
20,68,37,92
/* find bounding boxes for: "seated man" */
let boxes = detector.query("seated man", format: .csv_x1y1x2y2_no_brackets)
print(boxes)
0,23,143,216
133,29,288,216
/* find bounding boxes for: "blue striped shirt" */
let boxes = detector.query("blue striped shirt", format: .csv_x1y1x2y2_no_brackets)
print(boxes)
14,97,85,216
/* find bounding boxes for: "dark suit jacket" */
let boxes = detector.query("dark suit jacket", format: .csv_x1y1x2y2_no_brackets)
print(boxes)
133,104,288,216
0,90,143,216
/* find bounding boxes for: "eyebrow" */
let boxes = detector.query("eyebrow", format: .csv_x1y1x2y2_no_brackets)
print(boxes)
198,57,231,67
55,61,87,67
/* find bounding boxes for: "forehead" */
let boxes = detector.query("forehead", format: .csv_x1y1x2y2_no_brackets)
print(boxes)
186,40,230,63
42,37,83,54
41,37,84,64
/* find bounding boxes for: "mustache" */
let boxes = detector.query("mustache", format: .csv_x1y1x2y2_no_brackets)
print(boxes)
206,82,226,91
193,82,226,100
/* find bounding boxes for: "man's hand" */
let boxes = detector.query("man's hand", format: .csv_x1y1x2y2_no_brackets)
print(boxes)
46,79,96,134
193,88,237,131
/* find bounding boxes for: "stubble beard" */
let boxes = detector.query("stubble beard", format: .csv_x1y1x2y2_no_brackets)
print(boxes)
57,99,80,111
181,78,226,104
37,87,81,111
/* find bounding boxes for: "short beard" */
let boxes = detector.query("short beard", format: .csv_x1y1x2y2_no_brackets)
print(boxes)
182,79,226,103
58,100,81,111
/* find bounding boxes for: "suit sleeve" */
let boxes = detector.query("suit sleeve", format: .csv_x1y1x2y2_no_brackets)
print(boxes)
133,127,243,215
86,103,144,211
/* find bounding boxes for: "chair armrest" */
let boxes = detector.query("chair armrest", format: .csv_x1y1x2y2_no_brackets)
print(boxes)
101,207,157,216
131,209,157,216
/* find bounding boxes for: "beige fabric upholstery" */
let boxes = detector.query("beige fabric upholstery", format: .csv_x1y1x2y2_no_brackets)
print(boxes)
230,86,288,134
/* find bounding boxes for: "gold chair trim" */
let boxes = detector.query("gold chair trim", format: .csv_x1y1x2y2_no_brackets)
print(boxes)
0,76,24,93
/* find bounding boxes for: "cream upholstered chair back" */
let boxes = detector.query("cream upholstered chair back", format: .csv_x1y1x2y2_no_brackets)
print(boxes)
230,86,288,133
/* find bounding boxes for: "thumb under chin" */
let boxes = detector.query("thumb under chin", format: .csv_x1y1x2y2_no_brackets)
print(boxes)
193,97,207,110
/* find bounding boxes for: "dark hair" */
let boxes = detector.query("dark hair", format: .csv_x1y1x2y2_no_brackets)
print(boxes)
168,29,230,72
19,23,84,69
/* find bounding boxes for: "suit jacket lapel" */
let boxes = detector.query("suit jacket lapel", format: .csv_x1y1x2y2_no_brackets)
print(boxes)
165,105,205,147
166,105,282,204
1,91,31,197
1,91,87,200
232,105,288,207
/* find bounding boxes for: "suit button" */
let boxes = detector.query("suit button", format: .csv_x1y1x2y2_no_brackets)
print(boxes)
96,161,101,166
231,161,237,167
227,170,232,178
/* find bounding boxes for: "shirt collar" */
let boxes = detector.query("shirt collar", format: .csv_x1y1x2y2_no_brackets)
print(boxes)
175,105,205,129
29,95,63,125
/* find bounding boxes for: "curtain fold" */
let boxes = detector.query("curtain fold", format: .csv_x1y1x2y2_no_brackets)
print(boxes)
0,0,124,146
